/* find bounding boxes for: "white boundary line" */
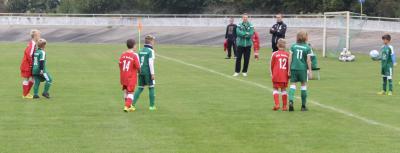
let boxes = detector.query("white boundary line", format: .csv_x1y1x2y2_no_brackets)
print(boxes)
158,54,400,132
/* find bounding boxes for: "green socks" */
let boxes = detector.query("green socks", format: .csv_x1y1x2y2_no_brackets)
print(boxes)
133,87,144,105
383,77,387,92
383,77,393,92
289,85,308,106
33,77,40,96
288,86,296,102
44,82,51,94
149,87,155,107
301,90,307,107
133,87,155,107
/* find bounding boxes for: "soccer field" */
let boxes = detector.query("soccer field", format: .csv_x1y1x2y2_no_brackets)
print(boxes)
1,42,400,153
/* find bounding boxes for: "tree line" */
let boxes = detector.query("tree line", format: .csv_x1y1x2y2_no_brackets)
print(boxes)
1,0,399,18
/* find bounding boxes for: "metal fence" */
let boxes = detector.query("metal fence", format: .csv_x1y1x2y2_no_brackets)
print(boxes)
0,13,399,32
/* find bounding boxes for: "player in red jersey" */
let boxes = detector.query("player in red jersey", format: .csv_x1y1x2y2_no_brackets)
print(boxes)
119,39,141,112
20,29,41,99
270,39,289,111
252,29,260,60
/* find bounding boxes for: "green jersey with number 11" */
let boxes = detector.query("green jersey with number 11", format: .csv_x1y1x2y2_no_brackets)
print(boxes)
290,43,312,70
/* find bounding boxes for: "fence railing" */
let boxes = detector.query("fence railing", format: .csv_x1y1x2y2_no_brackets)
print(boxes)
0,13,399,32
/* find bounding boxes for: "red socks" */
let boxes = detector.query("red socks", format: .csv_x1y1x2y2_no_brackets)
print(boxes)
22,80,34,96
125,98,132,107
282,93,288,107
273,93,280,107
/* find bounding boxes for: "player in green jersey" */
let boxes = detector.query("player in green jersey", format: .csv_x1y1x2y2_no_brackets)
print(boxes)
133,35,157,111
377,34,394,96
288,31,313,111
32,39,52,99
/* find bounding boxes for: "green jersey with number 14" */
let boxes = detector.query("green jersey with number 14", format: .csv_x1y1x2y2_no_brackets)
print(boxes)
290,43,312,70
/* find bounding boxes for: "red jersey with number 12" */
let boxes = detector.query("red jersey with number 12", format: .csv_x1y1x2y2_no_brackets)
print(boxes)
119,51,140,86
270,50,289,83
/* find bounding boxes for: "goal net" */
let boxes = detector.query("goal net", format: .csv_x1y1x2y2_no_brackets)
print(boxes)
322,11,367,57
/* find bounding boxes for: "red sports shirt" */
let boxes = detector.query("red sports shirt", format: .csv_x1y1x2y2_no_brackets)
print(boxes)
119,51,140,86
252,31,260,55
270,50,289,83
20,40,36,73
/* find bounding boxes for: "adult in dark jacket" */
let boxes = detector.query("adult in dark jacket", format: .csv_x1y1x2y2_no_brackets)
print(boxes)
225,17,237,59
270,14,287,52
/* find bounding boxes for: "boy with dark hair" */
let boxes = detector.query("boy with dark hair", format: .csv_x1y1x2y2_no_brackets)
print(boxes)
377,34,394,96
119,39,141,112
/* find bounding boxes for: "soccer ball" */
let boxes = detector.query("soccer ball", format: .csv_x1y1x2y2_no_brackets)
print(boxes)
369,50,380,60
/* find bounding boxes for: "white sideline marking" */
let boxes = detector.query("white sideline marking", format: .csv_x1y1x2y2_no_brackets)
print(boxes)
158,54,400,132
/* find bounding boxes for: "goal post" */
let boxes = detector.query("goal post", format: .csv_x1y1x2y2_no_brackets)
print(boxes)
323,11,350,57
322,11,367,57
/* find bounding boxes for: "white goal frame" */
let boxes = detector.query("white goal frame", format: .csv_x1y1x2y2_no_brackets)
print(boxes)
322,11,350,57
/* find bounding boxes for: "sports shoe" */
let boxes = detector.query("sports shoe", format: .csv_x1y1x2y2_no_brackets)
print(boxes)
33,95,40,99
22,94,34,99
289,102,294,112
282,105,288,111
123,106,130,112
149,106,157,111
232,73,239,77
301,106,309,111
387,91,393,96
272,105,280,111
129,105,137,112
377,91,386,95
42,93,50,99
242,73,248,77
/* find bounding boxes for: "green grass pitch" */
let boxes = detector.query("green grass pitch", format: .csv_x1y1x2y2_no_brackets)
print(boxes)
1,42,400,153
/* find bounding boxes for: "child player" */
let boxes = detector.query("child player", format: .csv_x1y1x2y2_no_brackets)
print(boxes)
20,29,41,99
133,35,157,111
377,34,394,96
288,31,313,112
270,39,289,111
119,39,141,112
32,39,53,99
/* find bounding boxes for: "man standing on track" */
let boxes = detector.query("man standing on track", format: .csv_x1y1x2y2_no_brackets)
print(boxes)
225,17,237,59
270,14,287,52
20,29,41,99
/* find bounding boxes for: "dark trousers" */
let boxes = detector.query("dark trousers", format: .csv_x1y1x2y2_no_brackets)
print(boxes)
235,46,251,73
272,42,278,52
227,39,237,58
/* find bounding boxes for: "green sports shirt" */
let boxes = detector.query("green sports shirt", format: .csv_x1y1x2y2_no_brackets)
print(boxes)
290,43,313,70
138,45,155,75
380,45,393,70
32,48,48,75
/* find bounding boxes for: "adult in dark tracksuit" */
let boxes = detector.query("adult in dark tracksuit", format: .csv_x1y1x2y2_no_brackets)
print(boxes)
225,17,237,59
233,14,254,77
270,14,287,52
